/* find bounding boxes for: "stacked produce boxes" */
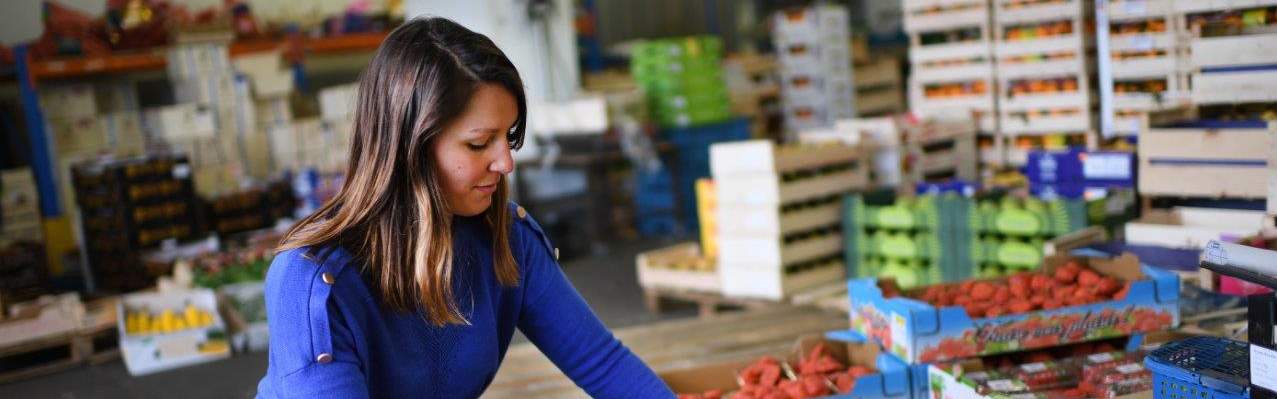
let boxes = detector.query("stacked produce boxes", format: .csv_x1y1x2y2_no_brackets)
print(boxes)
773,3,857,131
711,140,869,299
902,0,997,133
72,155,200,291
992,0,1096,166
631,36,733,128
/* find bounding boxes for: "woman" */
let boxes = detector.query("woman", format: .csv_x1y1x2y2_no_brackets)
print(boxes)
256,17,675,398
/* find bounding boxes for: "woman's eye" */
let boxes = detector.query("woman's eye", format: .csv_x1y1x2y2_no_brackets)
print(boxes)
467,142,489,151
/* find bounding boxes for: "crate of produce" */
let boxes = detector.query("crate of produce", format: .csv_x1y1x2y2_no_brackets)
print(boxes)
118,289,231,376
635,241,720,294
966,196,1088,237
925,333,1184,399
1144,337,1250,399
1108,0,1176,20
903,0,991,33
1188,31,1277,104
631,36,732,128
218,281,268,353
848,250,1180,364
0,241,50,303
711,140,869,206
718,196,842,237
664,332,912,399
1138,122,1273,199
721,254,846,300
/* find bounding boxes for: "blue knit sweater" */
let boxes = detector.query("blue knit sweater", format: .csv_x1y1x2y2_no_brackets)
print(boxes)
255,203,674,398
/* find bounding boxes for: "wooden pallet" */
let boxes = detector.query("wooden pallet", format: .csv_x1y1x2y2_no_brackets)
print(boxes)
0,296,121,385
0,322,119,385
643,287,778,319
482,305,848,399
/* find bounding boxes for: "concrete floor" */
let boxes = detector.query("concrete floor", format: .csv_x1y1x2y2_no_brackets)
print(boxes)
0,237,697,399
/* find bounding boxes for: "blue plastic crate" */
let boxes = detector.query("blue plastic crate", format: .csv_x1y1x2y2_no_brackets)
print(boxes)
1145,337,1250,399
661,118,751,233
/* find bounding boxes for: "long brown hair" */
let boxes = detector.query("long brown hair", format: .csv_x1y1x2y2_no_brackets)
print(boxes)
278,17,527,326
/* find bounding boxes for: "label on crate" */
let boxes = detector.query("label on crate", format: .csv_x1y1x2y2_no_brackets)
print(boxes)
1087,353,1116,363
891,311,909,359
1116,363,1144,374
1020,362,1048,373
986,379,1021,392
1252,344,1277,392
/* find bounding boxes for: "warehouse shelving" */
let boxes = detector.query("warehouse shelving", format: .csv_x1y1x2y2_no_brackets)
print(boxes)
12,32,387,274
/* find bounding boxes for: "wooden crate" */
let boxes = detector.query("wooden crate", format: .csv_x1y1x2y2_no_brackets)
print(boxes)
1138,123,1274,199
719,259,846,300
717,231,842,268
635,242,720,294
1189,33,1277,105
483,305,848,399
715,200,841,237
901,115,980,182
712,141,870,207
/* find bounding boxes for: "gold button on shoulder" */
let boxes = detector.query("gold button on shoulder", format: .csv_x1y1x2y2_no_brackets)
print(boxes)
554,247,560,260
516,206,527,219
321,272,336,285
316,353,333,364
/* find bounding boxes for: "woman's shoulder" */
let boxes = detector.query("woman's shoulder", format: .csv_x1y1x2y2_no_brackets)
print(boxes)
504,201,559,262
265,246,359,296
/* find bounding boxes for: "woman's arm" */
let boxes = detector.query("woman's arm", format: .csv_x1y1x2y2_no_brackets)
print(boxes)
513,212,675,399
259,249,370,399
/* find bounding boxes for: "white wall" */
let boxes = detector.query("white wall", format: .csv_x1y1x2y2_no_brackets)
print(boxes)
407,0,581,102
0,0,363,45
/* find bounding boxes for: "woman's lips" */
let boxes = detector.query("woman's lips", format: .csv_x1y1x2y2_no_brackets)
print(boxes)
475,183,497,194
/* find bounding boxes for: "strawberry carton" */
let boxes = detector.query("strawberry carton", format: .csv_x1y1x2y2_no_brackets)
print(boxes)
664,331,913,399
848,250,1179,364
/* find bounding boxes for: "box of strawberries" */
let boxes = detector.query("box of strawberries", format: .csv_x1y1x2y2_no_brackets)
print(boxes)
848,250,1179,364
665,331,913,399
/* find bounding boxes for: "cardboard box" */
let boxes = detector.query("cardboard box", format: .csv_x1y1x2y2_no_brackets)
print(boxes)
2,169,40,220
167,43,232,79
662,332,912,399
251,69,294,99
255,98,293,126
98,112,145,147
319,83,359,122
144,103,216,141
848,251,1180,364
39,83,98,118
635,241,720,294
118,289,231,376
95,82,140,113
1124,207,1264,249
47,115,107,154
173,72,237,105
923,332,1187,399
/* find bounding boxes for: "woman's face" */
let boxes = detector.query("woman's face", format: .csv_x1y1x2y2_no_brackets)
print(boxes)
431,83,518,217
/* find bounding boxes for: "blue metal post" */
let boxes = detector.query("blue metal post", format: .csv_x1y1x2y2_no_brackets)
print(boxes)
14,45,61,217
